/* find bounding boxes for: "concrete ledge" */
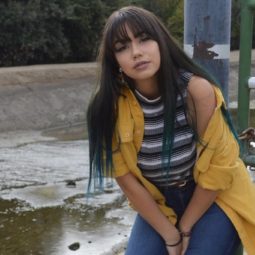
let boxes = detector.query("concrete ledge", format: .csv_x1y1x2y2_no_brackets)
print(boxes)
0,63,98,132
0,51,254,132
0,62,97,86
1,50,252,87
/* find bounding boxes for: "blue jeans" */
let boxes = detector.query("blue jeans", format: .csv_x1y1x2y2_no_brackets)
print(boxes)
125,181,241,255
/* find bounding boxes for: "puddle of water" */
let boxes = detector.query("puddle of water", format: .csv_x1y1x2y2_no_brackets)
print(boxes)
0,129,134,255
1,203,129,255
0,183,133,255
0,199,64,255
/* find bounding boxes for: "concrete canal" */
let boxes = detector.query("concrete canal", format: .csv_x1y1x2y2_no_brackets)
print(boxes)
0,52,254,255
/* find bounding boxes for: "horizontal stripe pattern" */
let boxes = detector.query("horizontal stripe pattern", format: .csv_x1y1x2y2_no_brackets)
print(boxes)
135,71,196,187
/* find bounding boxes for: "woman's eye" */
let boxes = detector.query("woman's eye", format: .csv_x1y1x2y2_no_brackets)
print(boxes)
115,46,126,52
114,43,127,52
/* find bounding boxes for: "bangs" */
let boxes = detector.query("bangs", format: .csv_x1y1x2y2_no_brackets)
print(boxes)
106,10,158,52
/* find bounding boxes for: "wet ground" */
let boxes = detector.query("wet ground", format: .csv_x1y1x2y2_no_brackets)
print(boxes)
1,130,254,255
0,107,254,255
0,129,135,255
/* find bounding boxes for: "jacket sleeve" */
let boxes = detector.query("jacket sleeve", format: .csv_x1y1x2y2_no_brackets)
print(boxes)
194,107,240,191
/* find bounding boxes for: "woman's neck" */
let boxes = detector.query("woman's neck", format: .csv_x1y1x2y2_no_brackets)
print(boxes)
135,78,160,99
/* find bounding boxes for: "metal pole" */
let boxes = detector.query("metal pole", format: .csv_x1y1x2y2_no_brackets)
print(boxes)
237,0,253,133
184,2,243,255
184,0,232,103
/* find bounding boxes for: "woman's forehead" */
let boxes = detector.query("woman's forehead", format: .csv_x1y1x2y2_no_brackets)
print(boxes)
113,24,144,43
111,17,149,42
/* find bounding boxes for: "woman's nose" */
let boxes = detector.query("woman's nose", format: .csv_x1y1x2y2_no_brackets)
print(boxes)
131,42,142,59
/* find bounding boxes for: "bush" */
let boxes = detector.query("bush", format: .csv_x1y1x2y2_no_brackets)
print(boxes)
63,0,107,62
0,0,70,67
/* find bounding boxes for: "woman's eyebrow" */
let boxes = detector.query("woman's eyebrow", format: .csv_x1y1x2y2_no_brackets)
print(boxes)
114,37,131,44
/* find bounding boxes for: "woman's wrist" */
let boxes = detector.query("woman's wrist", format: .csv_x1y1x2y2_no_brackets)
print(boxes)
165,233,182,247
164,228,182,246
178,223,192,238
179,229,192,238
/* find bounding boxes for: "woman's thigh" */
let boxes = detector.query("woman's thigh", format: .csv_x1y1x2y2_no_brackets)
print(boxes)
125,214,168,255
185,203,240,255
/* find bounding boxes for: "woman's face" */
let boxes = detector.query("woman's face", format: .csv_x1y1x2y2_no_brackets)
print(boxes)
114,24,161,87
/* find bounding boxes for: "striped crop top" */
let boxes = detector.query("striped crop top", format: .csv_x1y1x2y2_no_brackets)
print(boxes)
135,71,196,188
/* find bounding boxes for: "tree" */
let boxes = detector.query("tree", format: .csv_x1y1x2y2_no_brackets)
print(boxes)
0,0,70,66
63,0,107,62
0,0,246,66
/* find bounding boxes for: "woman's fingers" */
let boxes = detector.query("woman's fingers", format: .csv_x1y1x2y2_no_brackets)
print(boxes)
181,237,190,255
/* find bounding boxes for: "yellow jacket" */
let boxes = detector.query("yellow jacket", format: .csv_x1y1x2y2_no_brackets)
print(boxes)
112,85,255,255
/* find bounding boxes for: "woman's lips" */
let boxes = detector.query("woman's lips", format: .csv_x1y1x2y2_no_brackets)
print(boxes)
133,61,150,70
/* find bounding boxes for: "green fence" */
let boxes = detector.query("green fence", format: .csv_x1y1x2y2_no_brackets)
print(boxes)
235,1,255,254
237,0,255,168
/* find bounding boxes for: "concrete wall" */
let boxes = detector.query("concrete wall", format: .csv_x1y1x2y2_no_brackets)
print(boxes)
0,63,97,132
0,52,254,132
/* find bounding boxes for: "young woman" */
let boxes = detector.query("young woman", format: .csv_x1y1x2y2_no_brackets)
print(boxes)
87,6,255,255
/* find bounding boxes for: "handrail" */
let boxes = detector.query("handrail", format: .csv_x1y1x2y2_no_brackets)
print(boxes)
237,0,255,168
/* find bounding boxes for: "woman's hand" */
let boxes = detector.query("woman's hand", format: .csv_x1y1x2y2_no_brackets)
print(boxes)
180,236,190,255
117,173,184,255
166,243,182,255
165,229,182,255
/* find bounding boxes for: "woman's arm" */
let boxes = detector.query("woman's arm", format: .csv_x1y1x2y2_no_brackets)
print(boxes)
179,76,219,253
179,185,219,232
116,172,182,254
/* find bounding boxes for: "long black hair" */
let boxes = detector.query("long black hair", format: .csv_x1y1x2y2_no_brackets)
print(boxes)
87,6,237,191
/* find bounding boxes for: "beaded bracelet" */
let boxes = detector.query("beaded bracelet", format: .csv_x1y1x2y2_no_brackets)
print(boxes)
165,235,183,247
179,230,191,238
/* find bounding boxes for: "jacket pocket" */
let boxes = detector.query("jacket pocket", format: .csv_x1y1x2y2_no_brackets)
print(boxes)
118,119,134,143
